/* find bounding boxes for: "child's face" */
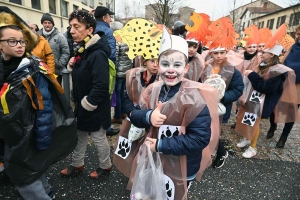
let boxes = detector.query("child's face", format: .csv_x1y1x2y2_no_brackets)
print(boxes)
145,59,158,75
210,50,227,64
0,28,25,60
261,51,274,63
188,42,198,58
159,51,187,86
245,45,257,54
258,44,265,52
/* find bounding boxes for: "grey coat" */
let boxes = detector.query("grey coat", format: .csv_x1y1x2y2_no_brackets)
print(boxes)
39,27,70,76
116,43,132,78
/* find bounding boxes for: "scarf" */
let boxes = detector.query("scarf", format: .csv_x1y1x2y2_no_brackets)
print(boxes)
42,28,55,37
2,56,24,79
244,50,258,60
73,35,92,64
284,41,300,83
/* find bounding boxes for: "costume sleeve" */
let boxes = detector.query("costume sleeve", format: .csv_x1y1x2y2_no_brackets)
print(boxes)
221,68,244,104
129,105,153,129
248,71,286,94
86,51,109,106
44,40,55,74
34,73,52,150
158,106,211,155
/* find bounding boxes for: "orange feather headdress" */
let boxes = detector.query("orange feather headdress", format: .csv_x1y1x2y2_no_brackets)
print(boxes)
258,28,272,45
185,12,211,44
263,23,287,56
243,25,260,46
264,23,287,50
206,17,235,51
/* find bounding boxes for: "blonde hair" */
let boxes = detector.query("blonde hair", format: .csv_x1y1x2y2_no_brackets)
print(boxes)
258,54,279,77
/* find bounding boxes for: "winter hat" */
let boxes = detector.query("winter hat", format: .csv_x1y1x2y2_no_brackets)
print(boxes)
41,13,54,25
174,21,184,28
0,6,38,53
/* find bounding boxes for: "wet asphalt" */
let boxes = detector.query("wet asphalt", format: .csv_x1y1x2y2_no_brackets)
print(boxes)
0,144,299,200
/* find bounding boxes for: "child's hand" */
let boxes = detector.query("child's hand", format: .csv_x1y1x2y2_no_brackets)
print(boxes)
145,137,157,152
150,101,166,127
245,70,253,76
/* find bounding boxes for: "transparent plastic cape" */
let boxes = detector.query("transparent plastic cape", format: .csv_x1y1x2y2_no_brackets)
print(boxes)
113,68,149,178
125,68,145,105
235,53,261,74
201,58,234,91
184,53,204,81
127,79,220,200
235,64,300,140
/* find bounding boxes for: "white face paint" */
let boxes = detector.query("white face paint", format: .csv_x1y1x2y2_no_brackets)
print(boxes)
159,51,187,86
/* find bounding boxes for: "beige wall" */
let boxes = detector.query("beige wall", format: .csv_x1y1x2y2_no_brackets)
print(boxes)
230,0,281,33
0,0,115,33
252,5,300,35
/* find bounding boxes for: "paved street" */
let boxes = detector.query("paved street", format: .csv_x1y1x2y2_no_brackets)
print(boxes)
0,115,299,200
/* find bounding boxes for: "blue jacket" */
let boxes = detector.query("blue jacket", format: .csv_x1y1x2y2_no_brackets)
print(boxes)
95,20,116,64
122,72,157,116
221,68,244,123
130,82,211,179
33,73,52,150
248,71,286,118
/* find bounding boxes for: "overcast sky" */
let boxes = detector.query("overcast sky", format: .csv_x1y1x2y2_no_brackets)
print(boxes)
115,0,298,20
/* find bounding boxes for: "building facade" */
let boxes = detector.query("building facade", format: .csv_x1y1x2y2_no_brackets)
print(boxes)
0,0,115,33
229,0,281,34
239,2,281,37
251,3,300,37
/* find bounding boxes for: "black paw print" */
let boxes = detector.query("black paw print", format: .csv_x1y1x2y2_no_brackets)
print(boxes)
173,127,179,136
242,114,256,126
251,91,262,103
117,140,131,158
161,127,173,140
166,180,173,198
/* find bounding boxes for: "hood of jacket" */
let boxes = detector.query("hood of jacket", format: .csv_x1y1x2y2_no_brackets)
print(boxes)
82,31,111,58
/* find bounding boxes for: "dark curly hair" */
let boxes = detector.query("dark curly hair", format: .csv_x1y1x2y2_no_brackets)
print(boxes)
69,10,96,31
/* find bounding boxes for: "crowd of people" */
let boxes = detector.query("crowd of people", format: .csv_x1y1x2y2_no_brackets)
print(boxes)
0,4,299,200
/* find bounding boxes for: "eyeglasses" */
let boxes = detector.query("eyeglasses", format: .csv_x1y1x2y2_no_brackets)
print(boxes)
0,39,28,47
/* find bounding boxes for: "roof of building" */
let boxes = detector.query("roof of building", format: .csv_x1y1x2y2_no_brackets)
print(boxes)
251,3,300,19
230,0,282,14
240,7,281,19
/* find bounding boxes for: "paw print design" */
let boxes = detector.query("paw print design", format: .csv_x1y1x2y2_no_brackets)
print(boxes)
250,91,263,103
117,139,131,158
166,180,173,199
173,127,179,136
160,127,173,139
242,113,256,126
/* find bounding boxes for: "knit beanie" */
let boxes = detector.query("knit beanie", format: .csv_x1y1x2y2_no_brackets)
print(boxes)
41,13,54,25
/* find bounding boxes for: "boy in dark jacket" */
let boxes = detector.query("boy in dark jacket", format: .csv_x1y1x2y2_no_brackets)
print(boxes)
0,7,77,199
129,29,219,199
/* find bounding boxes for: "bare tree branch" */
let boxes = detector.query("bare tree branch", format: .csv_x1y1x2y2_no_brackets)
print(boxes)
143,0,184,26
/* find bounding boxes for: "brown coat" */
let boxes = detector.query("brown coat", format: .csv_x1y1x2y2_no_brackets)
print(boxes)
32,35,55,73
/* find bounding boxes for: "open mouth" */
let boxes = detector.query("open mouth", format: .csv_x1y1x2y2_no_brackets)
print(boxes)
165,75,177,82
